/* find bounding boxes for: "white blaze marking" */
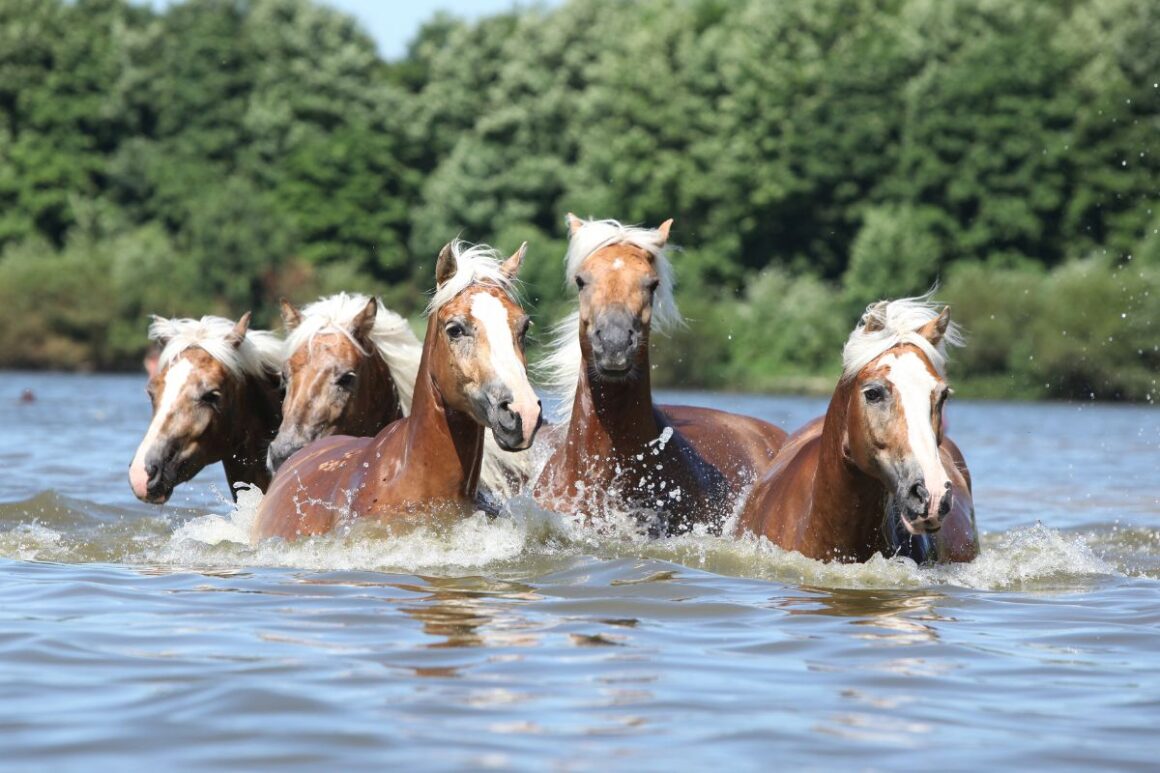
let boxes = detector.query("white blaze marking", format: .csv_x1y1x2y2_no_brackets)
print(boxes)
611,258,624,269
471,293,540,444
130,358,194,493
881,352,950,515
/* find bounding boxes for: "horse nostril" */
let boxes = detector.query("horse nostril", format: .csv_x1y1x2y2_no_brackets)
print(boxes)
909,482,929,506
938,489,953,516
146,462,159,479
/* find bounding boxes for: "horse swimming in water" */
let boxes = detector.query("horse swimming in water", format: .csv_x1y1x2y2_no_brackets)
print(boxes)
129,313,282,504
533,215,787,534
737,296,979,563
269,292,533,498
254,240,543,540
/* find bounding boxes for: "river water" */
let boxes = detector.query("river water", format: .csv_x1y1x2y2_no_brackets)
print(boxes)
1,371,1157,769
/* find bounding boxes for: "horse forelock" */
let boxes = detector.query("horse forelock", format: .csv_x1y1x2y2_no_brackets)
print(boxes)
564,218,681,334
149,316,281,380
840,293,964,382
426,240,520,317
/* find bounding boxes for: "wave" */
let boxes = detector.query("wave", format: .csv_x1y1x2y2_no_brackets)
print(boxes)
0,489,1148,591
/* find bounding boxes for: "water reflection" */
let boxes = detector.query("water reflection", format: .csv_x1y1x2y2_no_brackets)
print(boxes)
395,575,543,652
777,587,951,646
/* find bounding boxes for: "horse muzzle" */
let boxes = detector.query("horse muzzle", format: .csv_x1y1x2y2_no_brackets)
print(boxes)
479,387,542,452
897,479,953,535
589,309,642,380
129,456,176,505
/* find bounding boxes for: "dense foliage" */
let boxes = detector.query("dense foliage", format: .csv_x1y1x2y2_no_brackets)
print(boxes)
0,0,1156,400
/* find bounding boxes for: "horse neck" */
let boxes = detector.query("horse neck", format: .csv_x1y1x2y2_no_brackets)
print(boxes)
809,379,888,558
392,322,485,500
221,372,280,492
566,341,660,457
351,349,402,434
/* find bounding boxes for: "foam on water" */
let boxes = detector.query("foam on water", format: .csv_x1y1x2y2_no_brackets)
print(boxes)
135,488,1123,591
0,486,1130,590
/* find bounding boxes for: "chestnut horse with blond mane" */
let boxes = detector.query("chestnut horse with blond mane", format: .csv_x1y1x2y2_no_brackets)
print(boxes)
254,240,543,540
129,313,282,504
269,292,533,498
533,215,787,534
737,296,979,563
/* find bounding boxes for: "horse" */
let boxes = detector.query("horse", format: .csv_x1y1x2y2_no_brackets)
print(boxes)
267,292,420,471
533,215,788,535
736,296,979,563
253,240,543,540
129,313,283,504
268,292,533,498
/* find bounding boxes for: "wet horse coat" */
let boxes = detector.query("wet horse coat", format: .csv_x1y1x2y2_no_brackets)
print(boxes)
737,299,979,563
534,216,787,533
129,313,282,503
254,241,542,541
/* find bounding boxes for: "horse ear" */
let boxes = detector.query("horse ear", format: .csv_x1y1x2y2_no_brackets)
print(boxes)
565,213,584,236
435,242,457,288
655,218,674,246
919,306,951,346
861,301,888,333
350,297,377,344
228,311,251,348
500,242,527,280
280,298,302,331
149,315,172,348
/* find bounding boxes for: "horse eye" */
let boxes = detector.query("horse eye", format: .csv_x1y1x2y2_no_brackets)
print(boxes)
863,385,886,404
645,277,660,293
575,275,587,290
201,390,221,405
445,322,466,340
336,371,356,389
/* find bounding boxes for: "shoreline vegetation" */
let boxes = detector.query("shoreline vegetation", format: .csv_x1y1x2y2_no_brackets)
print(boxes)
0,0,1156,402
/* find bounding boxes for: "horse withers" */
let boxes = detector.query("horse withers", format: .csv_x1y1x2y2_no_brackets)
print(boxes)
253,240,543,540
533,215,787,534
737,296,979,563
129,313,282,504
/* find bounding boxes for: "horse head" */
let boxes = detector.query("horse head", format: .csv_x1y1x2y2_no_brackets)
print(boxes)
268,293,414,471
840,298,963,538
427,240,542,451
565,214,680,382
129,313,279,503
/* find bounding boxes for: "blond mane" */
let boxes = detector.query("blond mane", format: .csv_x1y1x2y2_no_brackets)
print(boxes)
284,292,422,414
426,240,520,315
150,315,282,379
841,293,965,380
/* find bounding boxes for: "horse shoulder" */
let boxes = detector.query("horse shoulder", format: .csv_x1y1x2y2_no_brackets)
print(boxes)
737,420,824,546
936,439,979,562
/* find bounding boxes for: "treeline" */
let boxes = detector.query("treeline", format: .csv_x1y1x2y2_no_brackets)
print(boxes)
0,0,1157,400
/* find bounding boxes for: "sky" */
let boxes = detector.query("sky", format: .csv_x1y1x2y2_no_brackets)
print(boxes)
320,1,552,60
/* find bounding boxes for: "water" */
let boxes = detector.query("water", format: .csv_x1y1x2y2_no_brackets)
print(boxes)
1,372,1158,769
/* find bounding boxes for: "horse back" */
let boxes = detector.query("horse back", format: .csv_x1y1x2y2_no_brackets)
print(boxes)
659,404,788,487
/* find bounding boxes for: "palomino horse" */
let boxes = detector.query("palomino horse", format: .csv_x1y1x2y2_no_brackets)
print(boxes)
533,216,788,534
268,292,533,498
267,292,420,471
129,313,282,504
737,297,979,563
253,240,543,540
